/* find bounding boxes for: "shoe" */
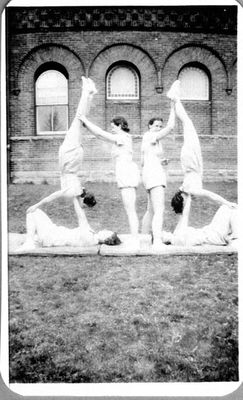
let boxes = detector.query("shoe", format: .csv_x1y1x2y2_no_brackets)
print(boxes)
167,80,180,100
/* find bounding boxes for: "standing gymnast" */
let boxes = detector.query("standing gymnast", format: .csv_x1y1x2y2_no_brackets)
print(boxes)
79,114,140,249
141,102,175,250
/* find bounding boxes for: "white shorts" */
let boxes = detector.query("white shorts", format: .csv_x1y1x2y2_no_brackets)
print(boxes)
115,160,140,189
181,171,202,193
60,173,83,197
142,162,166,191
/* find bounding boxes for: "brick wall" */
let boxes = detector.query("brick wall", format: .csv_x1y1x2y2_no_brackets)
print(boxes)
6,7,237,183
10,134,237,184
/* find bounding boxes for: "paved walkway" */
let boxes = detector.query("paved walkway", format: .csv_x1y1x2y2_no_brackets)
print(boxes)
8,233,237,257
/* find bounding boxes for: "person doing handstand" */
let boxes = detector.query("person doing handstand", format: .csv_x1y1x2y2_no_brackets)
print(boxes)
18,197,121,251
27,77,97,221
141,102,175,250
162,192,238,248
167,80,236,210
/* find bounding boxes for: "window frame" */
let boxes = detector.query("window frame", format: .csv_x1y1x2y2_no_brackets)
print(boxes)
106,63,140,102
178,63,210,101
35,66,69,135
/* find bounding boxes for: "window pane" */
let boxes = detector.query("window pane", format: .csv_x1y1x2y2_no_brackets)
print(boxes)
53,106,68,131
37,105,68,134
107,66,139,99
37,106,52,132
36,70,68,105
179,67,209,100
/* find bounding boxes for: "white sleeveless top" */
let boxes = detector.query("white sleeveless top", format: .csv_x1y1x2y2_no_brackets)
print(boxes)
111,132,133,163
40,225,97,247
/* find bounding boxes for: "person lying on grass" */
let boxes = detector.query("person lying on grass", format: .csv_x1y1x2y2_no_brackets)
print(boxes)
161,192,238,247
18,197,121,251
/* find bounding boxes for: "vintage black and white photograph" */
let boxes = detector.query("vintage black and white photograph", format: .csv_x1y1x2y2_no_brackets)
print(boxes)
1,0,241,397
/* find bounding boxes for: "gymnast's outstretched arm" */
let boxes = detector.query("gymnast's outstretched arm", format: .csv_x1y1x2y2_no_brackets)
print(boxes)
185,188,237,208
79,115,117,144
155,101,176,141
73,197,93,231
173,194,192,235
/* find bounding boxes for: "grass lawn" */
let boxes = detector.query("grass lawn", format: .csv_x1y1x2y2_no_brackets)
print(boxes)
8,181,238,383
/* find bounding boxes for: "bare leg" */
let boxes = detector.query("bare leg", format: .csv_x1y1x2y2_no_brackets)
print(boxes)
17,210,46,250
228,207,238,248
65,77,97,146
121,187,139,246
167,81,203,184
229,208,238,239
167,80,200,146
26,213,37,238
174,99,200,146
209,205,237,240
76,77,97,117
150,186,166,249
141,194,153,234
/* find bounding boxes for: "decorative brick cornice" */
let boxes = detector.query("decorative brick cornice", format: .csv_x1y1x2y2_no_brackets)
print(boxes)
6,6,237,34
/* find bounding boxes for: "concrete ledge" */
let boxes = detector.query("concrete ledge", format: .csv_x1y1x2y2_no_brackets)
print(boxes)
100,244,237,256
8,233,237,257
100,234,237,256
10,247,99,256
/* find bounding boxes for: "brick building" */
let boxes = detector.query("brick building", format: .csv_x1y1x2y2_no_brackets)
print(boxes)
6,5,237,183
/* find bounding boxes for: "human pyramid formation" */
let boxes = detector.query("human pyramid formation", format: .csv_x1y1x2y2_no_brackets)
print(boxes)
18,78,238,252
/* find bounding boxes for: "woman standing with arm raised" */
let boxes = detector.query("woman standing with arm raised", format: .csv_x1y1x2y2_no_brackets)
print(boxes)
141,102,175,250
79,114,140,249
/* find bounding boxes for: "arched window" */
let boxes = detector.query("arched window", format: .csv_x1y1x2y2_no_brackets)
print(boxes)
107,64,139,100
178,65,210,100
35,69,68,134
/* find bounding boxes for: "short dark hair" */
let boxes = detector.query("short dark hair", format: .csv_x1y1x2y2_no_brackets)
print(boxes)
102,232,121,246
148,117,163,128
111,116,130,133
171,190,184,214
80,189,97,207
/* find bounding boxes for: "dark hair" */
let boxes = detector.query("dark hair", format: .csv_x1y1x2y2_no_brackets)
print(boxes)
171,190,184,214
111,117,130,133
103,232,122,246
148,117,163,128
80,189,97,207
